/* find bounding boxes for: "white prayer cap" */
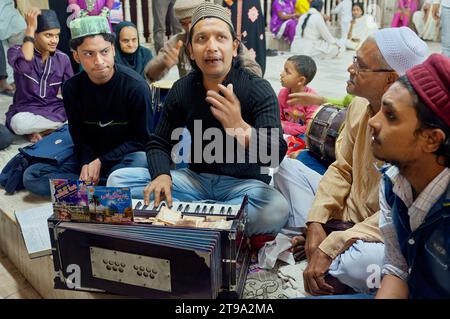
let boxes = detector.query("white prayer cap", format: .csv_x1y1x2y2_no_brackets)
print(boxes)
374,27,428,76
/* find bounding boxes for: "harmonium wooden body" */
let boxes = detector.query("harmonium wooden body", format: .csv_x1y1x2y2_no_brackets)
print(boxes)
47,196,250,299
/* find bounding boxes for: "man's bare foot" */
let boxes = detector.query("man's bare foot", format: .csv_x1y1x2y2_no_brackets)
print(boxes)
27,132,43,143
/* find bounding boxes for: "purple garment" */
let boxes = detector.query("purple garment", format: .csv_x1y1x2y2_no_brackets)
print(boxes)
391,0,418,27
270,0,298,44
6,46,73,129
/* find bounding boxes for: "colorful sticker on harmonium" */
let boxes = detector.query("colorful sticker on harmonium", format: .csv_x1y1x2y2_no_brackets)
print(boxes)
87,186,133,224
49,179,92,221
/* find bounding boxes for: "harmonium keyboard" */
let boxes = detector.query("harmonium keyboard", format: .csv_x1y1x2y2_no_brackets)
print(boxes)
48,196,250,299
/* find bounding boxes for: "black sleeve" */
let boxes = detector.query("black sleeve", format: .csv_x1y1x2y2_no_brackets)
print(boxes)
98,81,153,164
63,80,97,166
246,78,287,167
145,82,185,179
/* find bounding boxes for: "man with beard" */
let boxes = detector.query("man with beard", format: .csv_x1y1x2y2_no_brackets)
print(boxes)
108,3,289,236
6,8,73,143
371,54,450,299
273,27,428,295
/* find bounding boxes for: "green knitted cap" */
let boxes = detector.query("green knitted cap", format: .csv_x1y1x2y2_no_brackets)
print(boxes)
70,16,111,39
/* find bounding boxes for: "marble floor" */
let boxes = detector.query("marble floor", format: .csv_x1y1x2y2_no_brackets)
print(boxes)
0,250,41,299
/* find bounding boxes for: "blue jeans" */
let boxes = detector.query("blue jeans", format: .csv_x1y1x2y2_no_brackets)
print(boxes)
23,151,148,197
107,167,289,236
442,5,450,57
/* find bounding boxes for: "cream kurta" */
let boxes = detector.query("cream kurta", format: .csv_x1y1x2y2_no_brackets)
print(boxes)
291,8,342,59
307,97,384,259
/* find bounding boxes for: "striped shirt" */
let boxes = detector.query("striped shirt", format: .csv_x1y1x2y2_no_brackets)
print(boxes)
379,166,450,281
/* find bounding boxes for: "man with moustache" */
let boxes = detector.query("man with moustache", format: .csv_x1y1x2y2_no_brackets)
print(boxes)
273,27,428,295
108,3,289,236
145,0,262,82
6,8,73,143
22,16,152,197
370,54,450,298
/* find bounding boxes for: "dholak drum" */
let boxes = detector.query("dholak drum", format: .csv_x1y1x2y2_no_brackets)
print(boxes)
306,104,348,165
151,80,174,128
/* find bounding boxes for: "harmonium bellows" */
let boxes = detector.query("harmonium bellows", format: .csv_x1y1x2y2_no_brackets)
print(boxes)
48,196,250,299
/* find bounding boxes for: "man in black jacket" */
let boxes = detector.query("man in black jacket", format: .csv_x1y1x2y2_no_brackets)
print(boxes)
108,3,288,235
23,16,152,197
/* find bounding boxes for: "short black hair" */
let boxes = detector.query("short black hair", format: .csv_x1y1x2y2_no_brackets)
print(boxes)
69,33,116,51
398,76,450,168
287,55,317,85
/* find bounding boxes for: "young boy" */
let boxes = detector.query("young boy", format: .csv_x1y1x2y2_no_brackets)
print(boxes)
278,55,318,136
22,16,152,197
6,8,73,143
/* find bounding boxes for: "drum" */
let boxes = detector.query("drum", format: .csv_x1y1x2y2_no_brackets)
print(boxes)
151,80,174,128
306,104,348,165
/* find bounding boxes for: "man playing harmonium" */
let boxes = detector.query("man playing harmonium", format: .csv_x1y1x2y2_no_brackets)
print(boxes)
107,2,289,236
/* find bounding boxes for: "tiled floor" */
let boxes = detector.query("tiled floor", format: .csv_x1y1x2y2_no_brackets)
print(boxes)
0,250,41,299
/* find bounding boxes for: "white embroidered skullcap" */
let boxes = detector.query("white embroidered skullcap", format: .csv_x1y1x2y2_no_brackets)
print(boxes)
374,27,428,76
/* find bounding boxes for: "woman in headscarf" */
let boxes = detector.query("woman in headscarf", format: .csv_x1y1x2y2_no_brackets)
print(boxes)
114,21,153,77
291,0,343,59
346,2,378,50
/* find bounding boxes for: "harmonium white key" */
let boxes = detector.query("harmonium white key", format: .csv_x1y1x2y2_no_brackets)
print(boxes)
132,199,242,220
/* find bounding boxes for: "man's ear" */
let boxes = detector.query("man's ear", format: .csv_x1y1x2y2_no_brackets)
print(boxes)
384,72,399,91
72,50,80,64
297,76,307,87
422,128,446,153
233,39,239,58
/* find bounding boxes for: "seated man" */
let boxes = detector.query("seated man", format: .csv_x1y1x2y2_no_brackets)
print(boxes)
22,16,152,197
145,0,262,82
273,27,428,294
6,8,73,143
374,54,450,299
108,3,289,236
0,124,13,150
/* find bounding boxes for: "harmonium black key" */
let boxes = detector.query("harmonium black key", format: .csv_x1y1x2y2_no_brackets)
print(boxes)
133,200,243,220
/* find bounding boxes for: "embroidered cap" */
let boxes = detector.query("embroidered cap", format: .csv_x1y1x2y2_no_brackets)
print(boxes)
69,16,111,40
174,0,204,20
36,9,61,33
406,54,450,127
374,27,428,75
191,2,234,32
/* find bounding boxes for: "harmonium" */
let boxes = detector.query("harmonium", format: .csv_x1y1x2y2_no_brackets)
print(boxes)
48,196,250,299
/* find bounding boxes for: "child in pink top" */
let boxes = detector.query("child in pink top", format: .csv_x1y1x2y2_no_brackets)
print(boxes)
278,55,319,136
